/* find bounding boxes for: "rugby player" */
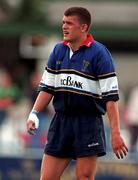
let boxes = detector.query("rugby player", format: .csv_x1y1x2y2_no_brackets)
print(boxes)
27,7,128,180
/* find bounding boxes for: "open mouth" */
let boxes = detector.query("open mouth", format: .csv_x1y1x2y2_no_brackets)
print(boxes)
63,32,69,36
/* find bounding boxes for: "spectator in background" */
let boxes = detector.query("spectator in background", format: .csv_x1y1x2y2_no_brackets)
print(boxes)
0,69,21,125
126,86,138,152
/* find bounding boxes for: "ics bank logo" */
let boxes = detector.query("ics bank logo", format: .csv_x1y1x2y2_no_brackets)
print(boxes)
61,76,83,89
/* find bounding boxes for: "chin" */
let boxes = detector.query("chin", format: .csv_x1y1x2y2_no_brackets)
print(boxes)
63,37,68,41
63,36,71,42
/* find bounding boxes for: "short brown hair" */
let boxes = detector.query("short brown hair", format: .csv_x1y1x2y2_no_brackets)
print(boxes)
64,7,91,30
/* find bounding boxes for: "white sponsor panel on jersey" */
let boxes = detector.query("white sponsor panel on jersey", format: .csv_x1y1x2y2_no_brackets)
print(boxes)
40,70,119,96
55,73,101,95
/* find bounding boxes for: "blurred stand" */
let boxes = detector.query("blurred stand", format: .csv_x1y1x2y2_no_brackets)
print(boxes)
0,33,59,156
0,69,21,125
19,34,60,72
0,68,23,155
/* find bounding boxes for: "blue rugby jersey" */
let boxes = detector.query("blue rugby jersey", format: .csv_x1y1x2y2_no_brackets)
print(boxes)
38,34,119,115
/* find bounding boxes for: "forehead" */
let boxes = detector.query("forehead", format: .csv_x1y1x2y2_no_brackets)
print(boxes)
63,15,80,23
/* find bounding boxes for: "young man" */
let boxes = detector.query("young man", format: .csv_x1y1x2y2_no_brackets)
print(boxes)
27,7,128,180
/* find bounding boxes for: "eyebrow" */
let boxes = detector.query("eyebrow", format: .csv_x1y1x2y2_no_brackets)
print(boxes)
62,20,74,24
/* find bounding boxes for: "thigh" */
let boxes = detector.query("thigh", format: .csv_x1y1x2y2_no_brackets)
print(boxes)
40,154,71,180
76,156,97,180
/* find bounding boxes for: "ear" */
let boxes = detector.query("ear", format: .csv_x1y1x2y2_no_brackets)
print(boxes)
81,24,88,32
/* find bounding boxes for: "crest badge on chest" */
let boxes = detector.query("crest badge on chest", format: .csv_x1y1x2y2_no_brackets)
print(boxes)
82,60,90,72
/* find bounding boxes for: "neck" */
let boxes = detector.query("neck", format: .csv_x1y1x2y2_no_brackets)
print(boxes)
69,33,87,52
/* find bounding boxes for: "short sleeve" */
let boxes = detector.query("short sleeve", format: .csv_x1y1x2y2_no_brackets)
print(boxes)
96,46,119,102
37,45,57,94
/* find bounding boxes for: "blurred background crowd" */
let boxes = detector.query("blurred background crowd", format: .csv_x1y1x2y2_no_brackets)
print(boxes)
0,0,138,179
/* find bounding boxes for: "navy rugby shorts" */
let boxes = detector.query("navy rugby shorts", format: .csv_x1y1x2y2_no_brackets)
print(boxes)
44,112,106,158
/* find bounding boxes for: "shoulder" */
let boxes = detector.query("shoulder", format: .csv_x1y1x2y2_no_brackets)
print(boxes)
47,42,68,68
91,40,108,52
92,40,112,59
53,42,67,53
87,40,109,58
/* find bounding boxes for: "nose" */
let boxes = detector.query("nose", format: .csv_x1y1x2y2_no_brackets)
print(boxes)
62,23,67,30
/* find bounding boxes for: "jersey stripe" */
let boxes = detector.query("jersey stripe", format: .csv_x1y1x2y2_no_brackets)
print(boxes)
39,70,119,98
54,87,101,98
46,67,97,80
97,72,116,79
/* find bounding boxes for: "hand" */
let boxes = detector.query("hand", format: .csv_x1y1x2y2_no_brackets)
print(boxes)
26,110,39,135
27,120,37,135
111,132,128,159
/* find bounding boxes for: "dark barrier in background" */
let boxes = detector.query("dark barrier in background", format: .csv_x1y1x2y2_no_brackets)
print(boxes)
0,157,41,180
0,157,138,180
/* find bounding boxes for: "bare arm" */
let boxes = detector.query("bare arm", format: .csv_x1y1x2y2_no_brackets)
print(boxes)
32,91,53,112
106,101,128,159
27,91,53,135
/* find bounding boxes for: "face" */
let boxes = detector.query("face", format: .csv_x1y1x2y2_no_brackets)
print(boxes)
62,15,87,43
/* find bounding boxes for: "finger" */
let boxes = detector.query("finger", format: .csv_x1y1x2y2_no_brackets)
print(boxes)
27,126,37,135
27,121,35,128
123,144,128,152
121,145,128,156
27,122,36,131
115,146,128,159
118,149,124,159
115,151,120,159
28,129,36,135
